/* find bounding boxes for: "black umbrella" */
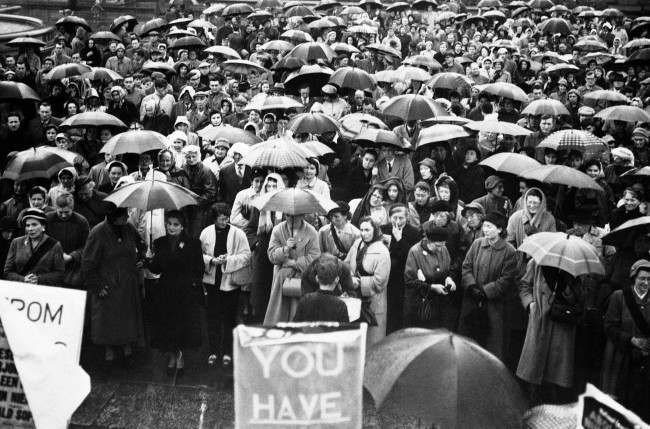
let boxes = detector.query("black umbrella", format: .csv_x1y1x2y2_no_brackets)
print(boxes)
137,18,169,36
0,82,40,101
171,36,206,50
56,15,91,32
90,31,122,44
6,37,46,48
270,56,306,73
386,2,410,12
284,64,334,95
538,17,572,35
631,22,650,38
222,3,255,16
110,15,138,33
412,0,438,10
626,47,650,66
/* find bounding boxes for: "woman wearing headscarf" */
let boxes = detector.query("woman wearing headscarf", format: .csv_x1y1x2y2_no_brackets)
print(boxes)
4,208,64,286
82,206,146,368
98,160,128,194
345,216,391,346
382,177,408,209
506,187,557,250
248,173,285,322
264,212,320,325
147,210,204,376
602,259,650,421
459,211,518,362
349,184,390,227
156,149,191,189
610,187,644,230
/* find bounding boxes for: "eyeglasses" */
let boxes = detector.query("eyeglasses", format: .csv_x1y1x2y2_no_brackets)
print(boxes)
370,193,383,200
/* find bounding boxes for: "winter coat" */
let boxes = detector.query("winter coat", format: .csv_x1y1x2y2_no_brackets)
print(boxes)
451,163,486,204
516,261,577,388
264,221,320,325
506,187,557,249
199,224,251,291
45,211,89,287
345,238,391,346
459,237,518,360
4,234,65,285
293,290,350,323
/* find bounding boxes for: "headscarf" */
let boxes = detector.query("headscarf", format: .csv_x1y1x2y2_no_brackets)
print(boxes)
351,184,385,227
257,173,286,234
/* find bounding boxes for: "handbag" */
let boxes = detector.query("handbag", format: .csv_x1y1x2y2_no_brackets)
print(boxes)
549,281,581,325
282,277,303,297
417,290,435,322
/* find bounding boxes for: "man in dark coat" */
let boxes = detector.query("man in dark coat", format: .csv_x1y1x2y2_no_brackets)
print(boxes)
0,113,31,165
0,181,28,223
294,257,349,323
381,204,422,333
218,155,251,206
73,176,109,228
26,102,62,144
46,192,89,288
183,145,217,236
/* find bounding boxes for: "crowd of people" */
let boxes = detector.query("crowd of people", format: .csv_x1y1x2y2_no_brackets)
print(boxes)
1,0,650,419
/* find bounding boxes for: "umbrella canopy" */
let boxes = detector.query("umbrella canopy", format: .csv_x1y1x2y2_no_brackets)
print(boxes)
394,66,431,82
465,120,532,136
141,61,176,75
284,64,334,95
381,94,447,121
402,55,442,70
479,152,541,175
299,140,335,157
56,15,91,32
188,18,217,31
104,179,199,211
482,10,506,22
171,36,206,50
285,5,315,17
44,63,92,80
243,139,310,169
2,147,80,181
625,48,650,66
412,0,437,10
530,50,570,64
353,129,407,150
110,15,137,33
280,29,314,43
386,2,410,12
254,188,338,215
83,67,122,83
340,113,388,139
197,125,262,145
521,99,570,116
583,90,629,104
6,37,46,48
100,130,167,156
168,17,192,28
416,124,470,149
288,42,337,63
365,43,402,59
90,31,122,43
365,329,527,429
579,51,617,65
260,40,294,52
271,56,306,73
221,59,269,75
477,82,529,102
424,115,471,126
137,18,168,36
314,0,341,10
0,81,40,101
204,45,241,59
428,72,473,96
520,165,603,191
574,38,608,52
288,113,340,135
545,63,580,75
519,232,604,277
602,216,650,247
244,94,303,111
624,38,650,51
477,0,502,8
601,7,623,17
330,42,360,55
538,17,571,34
328,67,376,91
203,3,226,14
529,0,554,9
537,130,608,160
595,105,650,123
340,5,365,15
60,112,127,130
222,3,255,16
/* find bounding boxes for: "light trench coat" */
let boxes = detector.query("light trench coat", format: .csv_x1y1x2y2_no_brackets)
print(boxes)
199,224,251,291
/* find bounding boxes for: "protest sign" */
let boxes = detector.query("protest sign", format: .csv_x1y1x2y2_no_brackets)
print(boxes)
0,280,89,429
234,323,366,429
577,384,649,429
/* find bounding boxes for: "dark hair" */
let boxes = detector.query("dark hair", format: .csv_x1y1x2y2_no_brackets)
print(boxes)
358,216,383,242
314,256,339,285
526,188,544,201
583,158,601,171
165,210,186,227
154,78,167,89
306,158,320,176
540,114,553,121
210,202,232,219
362,148,378,159
6,111,21,121
414,181,431,193
28,186,47,199
388,203,408,216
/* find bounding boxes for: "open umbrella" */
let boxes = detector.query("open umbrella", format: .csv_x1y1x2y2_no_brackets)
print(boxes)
2,147,80,181
579,52,617,65
0,81,40,101
402,55,442,70
365,329,527,429
340,5,365,15
280,29,314,43
90,31,122,44
538,17,572,35
141,61,176,76
416,124,470,149
314,0,341,10
288,42,337,63
520,165,603,191
243,138,310,169
359,0,384,9
221,59,269,75
424,115,471,126
412,0,437,10
271,56,306,74
288,113,340,135
521,99,570,116
197,125,261,145
100,130,167,156
171,36,206,50
137,17,168,36
204,45,241,59
624,38,650,51
56,15,91,32
110,15,137,33
285,5,315,17
167,27,195,38
583,90,629,105
284,64,333,95
365,43,402,59
44,63,92,80
528,0,554,9
104,179,199,211
479,153,541,175
518,232,604,277
374,70,399,84
631,22,650,38
330,42,360,55
477,0,502,8
260,40,294,52
477,82,529,102
548,4,569,13
464,15,488,26
386,2,410,12
545,63,580,75
329,67,376,91
574,38,608,52
61,112,127,130
601,7,623,18
625,48,650,67
353,129,408,150
394,66,431,82
465,120,532,136
244,94,303,112
299,140,335,157
168,17,192,28
222,3,255,16
254,188,338,215
537,130,608,160
595,105,650,123
340,113,388,139
602,217,650,247
381,94,447,121
82,67,122,83
530,50,570,64
482,10,507,23
435,11,458,22
203,3,226,14
6,37,46,48
428,72,473,96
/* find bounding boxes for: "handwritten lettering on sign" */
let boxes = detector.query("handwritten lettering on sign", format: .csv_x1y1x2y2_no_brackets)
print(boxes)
234,324,366,429
0,324,32,428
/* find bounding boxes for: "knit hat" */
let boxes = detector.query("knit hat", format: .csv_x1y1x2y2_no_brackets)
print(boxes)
484,175,504,190
419,157,436,170
630,259,650,278
483,211,507,231
21,208,47,226
611,147,634,165
632,127,649,139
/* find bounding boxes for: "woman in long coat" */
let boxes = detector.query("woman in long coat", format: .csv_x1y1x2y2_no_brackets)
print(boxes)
601,259,650,421
82,207,146,366
264,213,320,325
516,260,580,402
148,210,204,375
346,216,391,346
459,211,518,361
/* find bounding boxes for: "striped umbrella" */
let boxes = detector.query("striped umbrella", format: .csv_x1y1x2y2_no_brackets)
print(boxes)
521,99,570,116
254,188,338,215
537,130,608,159
100,130,167,156
518,232,604,277
340,113,388,139
104,179,199,211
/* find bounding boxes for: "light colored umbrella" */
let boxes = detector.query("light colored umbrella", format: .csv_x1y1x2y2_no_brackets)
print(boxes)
381,94,447,121
260,40,294,52
6,37,46,47
100,130,167,155
44,63,92,80
330,42,360,55
479,153,541,175
521,99,570,116
340,113,388,139
197,125,262,145
299,140,335,157
288,113,340,135
537,130,608,160
518,232,604,276
204,45,241,59
254,188,338,215
244,93,303,111
416,124,470,148
90,31,123,43
476,82,529,102
394,66,431,82
465,120,532,136
104,179,199,211
2,147,80,181
221,59,269,75
242,137,310,169
188,19,216,31
520,165,603,191
402,54,442,70
60,112,127,129
595,105,650,123
83,67,123,83
348,24,379,34
280,29,314,43
428,72,473,96
141,61,176,75
583,90,629,104
353,129,408,150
